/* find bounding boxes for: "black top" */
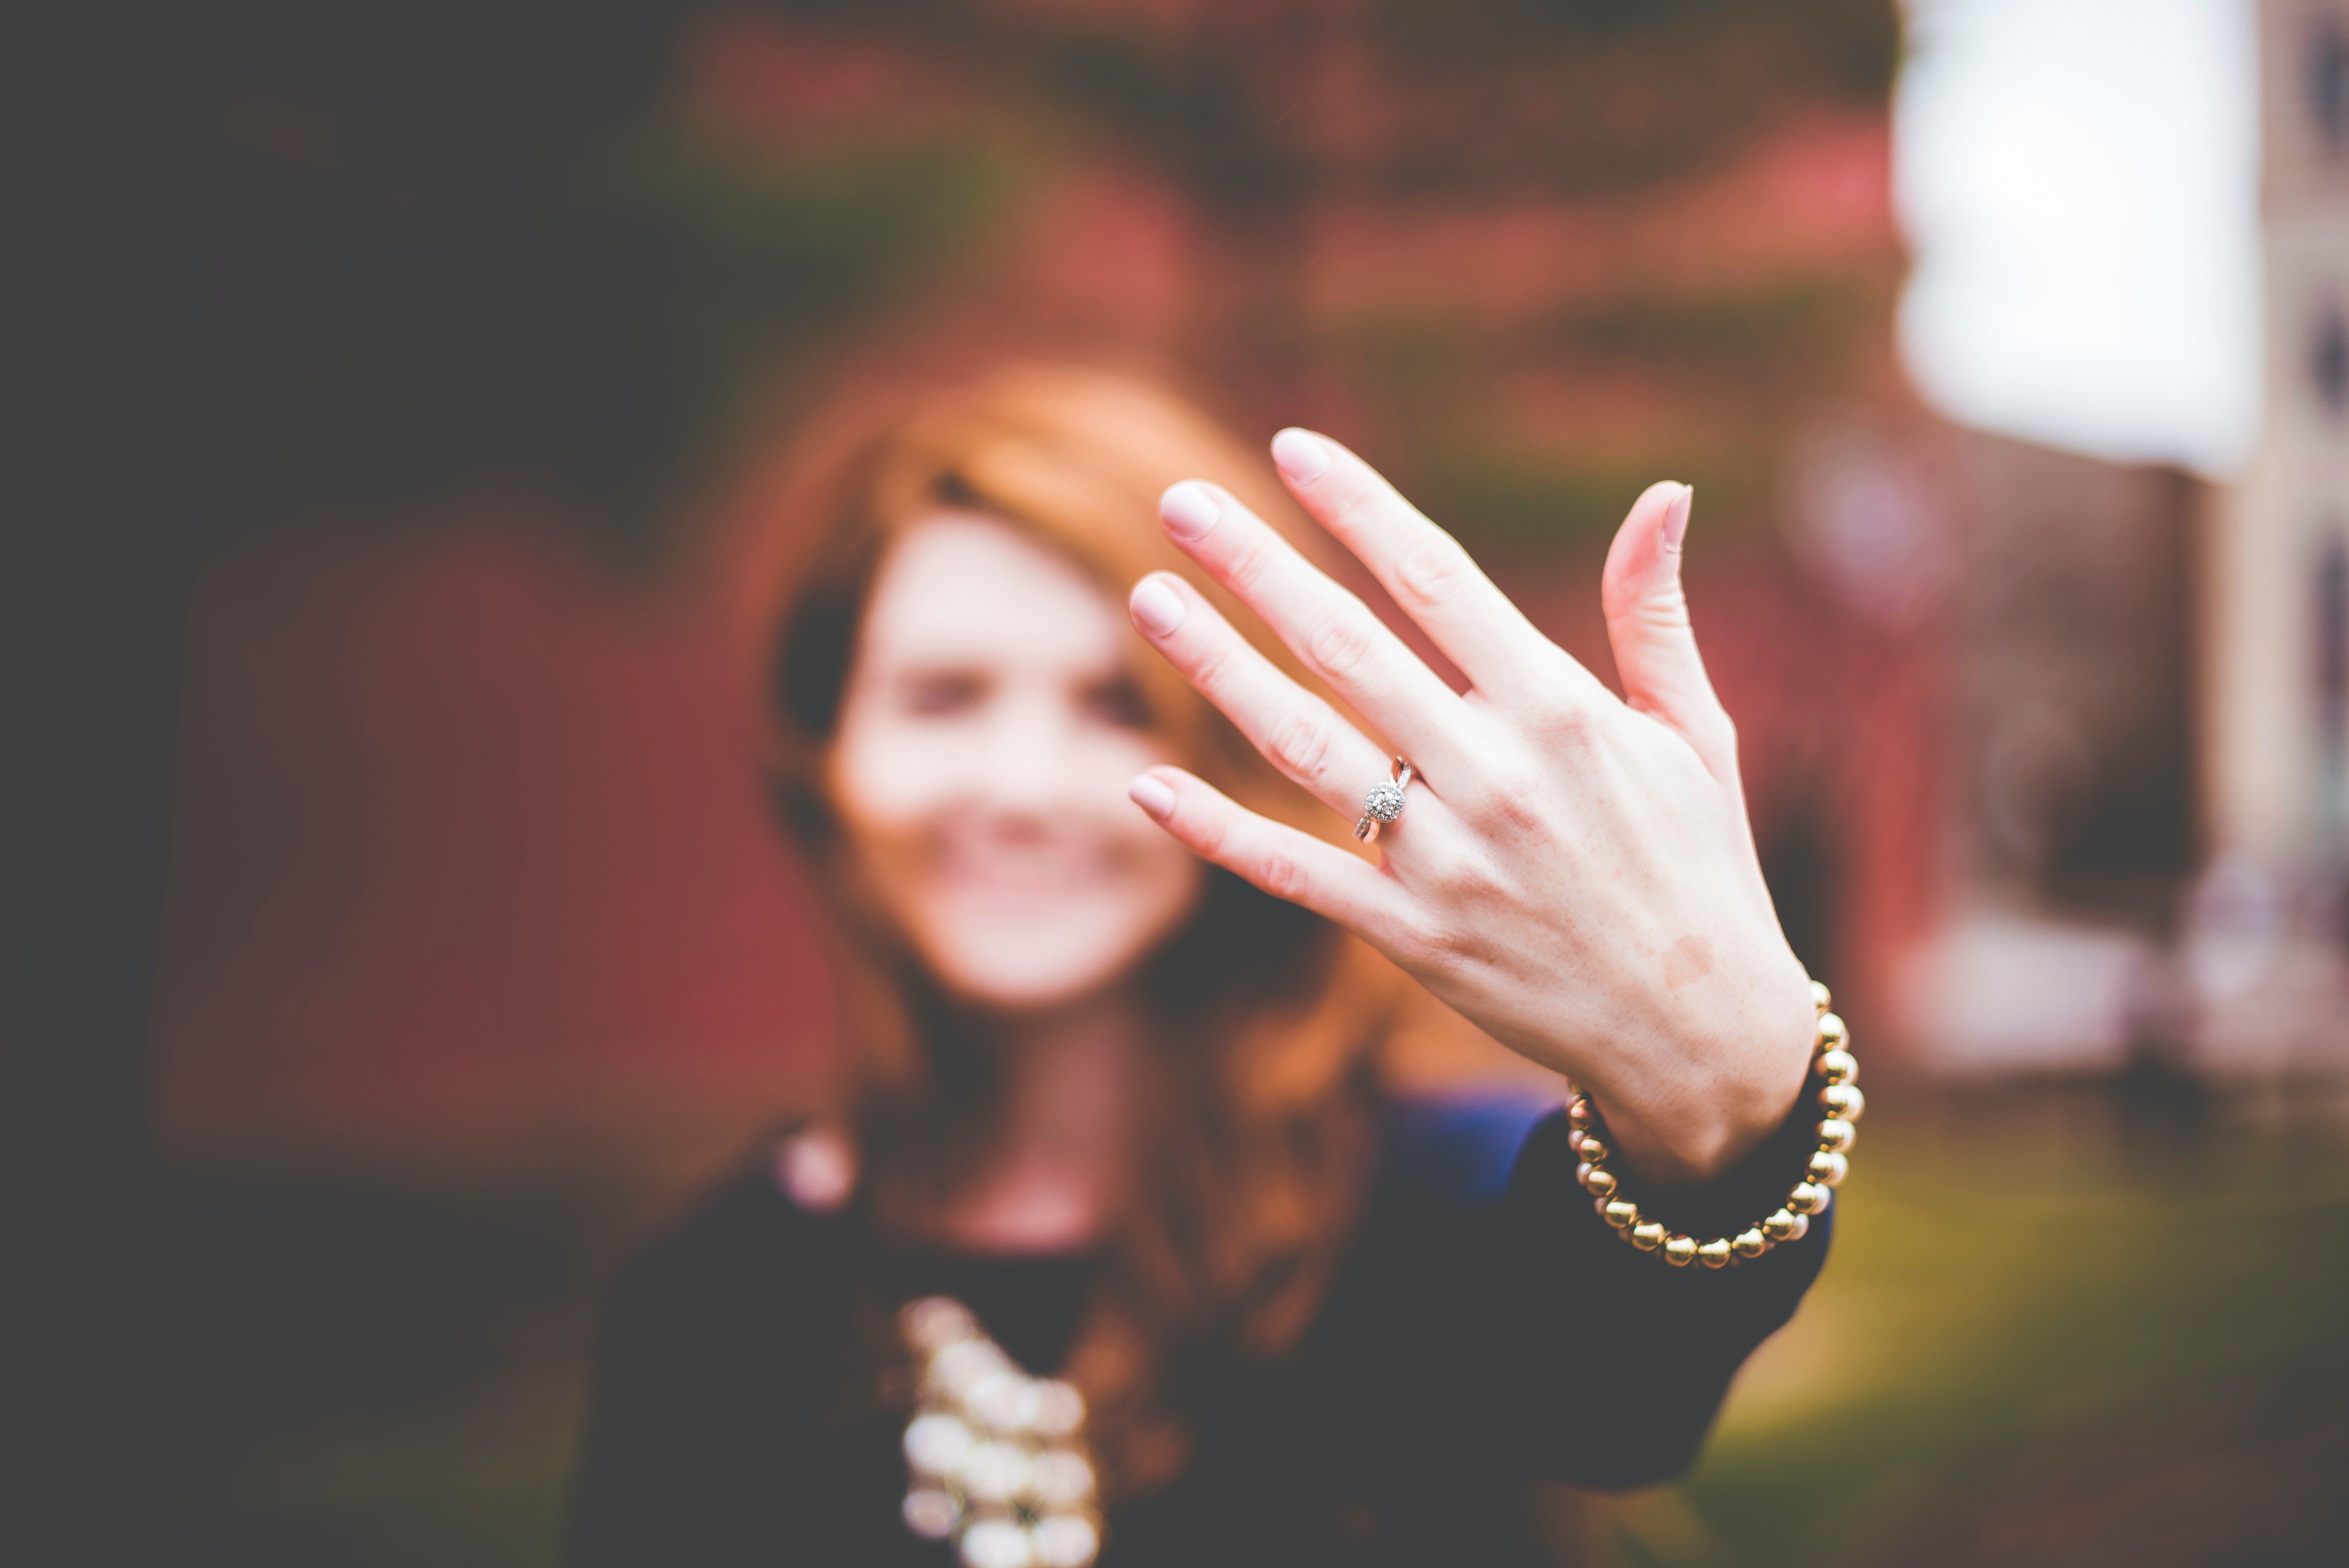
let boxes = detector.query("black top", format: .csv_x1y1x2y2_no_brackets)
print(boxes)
569,1094,1832,1566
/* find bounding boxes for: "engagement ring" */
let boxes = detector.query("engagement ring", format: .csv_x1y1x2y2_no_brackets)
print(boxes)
1354,757,1415,842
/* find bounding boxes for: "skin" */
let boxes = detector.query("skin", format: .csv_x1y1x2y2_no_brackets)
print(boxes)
1124,431,1818,1187
827,512,1203,1249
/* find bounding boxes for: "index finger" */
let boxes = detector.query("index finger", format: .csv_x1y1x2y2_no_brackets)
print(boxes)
1268,428,1612,711
1155,479,1477,784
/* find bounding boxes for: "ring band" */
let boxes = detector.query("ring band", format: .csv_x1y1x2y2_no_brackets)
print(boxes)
1354,757,1415,842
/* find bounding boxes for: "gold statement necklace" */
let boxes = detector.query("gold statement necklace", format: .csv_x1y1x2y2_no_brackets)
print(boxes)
898,1296,1104,1568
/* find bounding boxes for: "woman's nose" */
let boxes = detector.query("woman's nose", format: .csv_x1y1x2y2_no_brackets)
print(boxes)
973,690,1104,818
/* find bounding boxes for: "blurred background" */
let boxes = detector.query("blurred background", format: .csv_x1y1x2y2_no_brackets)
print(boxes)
13,1,2349,1563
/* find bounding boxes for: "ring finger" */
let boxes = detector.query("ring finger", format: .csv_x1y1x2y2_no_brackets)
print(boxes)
1128,570,1396,824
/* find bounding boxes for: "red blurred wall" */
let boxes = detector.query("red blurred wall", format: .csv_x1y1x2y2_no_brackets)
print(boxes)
154,5,1943,1176
153,508,835,1169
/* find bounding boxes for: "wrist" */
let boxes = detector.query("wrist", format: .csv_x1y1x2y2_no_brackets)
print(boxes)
1569,978,1857,1268
1589,959,1819,1188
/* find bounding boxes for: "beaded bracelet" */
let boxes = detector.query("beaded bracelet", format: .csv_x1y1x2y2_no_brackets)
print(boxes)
1567,980,1859,1268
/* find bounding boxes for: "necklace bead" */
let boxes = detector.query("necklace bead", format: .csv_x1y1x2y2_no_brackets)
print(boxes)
898,1297,1103,1568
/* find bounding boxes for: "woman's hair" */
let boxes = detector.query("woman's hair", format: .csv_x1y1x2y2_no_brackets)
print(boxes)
734,363,1410,1493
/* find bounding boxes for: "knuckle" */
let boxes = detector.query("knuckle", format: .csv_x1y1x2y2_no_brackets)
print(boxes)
1266,707,1340,788
1305,604,1376,681
1224,535,1275,597
1394,535,1474,612
1401,909,1485,975
1420,852,1485,907
1472,759,1551,836
1696,709,1738,762
1426,919,1485,969
1331,480,1382,535
1639,596,1693,638
1475,752,1540,803
1258,849,1307,901
1192,812,1230,862
1187,644,1235,697
1524,690,1597,745
1391,908,1451,967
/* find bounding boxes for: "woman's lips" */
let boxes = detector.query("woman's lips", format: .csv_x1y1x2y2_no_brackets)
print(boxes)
932,845,1121,905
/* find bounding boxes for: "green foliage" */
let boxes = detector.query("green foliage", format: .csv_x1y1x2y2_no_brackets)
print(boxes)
1365,0,1902,193
1417,448,1760,554
560,127,1027,509
1532,281,1869,390
1599,1110,2349,1566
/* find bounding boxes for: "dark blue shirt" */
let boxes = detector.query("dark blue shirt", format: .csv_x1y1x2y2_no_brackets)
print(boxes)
569,1094,1831,1566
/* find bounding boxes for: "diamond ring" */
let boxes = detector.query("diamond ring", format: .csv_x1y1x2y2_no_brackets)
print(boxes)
1353,757,1415,842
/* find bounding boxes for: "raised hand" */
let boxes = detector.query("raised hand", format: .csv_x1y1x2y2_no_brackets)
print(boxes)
1123,429,1817,1187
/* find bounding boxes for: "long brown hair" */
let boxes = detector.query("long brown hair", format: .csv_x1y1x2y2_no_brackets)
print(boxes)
736,363,1410,1493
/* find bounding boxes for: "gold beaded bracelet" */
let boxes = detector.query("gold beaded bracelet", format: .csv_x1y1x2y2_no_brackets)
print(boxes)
1567,980,1860,1269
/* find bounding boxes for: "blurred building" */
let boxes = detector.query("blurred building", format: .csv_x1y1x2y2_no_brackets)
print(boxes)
1899,434,2208,1076
2226,0,2349,871
2189,0,2349,1087
1903,0,2349,1092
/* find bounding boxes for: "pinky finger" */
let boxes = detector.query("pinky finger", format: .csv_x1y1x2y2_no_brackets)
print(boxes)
1130,768,1407,943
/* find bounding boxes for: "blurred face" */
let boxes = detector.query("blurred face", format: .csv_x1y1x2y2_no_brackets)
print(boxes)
828,513,1205,1013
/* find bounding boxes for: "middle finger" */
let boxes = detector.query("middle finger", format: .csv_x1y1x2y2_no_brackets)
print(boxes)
1128,571,1396,823
1155,480,1473,780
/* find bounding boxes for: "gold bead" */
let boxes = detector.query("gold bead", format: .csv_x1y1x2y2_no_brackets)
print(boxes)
1697,1239,1733,1269
1785,1211,1809,1240
1732,1228,1768,1258
1579,1165,1618,1199
1663,1235,1697,1267
1789,1182,1831,1215
1604,1199,1640,1229
1810,979,1832,1014
1819,1083,1865,1122
1807,1149,1848,1186
1631,1221,1666,1251
1761,1208,1799,1241
1567,1097,1596,1131
1817,1048,1857,1085
1577,1137,1611,1165
1816,1012,1848,1050
1817,1119,1855,1153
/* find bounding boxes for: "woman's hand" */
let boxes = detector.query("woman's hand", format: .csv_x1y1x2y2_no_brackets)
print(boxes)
1123,429,1817,1188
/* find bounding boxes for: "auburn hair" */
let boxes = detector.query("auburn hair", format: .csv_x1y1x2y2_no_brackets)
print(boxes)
733,363,1414,1495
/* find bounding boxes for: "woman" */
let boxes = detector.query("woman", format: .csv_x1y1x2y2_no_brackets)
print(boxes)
570,365,1852,1566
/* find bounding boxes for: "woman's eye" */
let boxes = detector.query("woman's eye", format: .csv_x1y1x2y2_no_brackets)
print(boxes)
1080,675,1152,730
898,672,986,715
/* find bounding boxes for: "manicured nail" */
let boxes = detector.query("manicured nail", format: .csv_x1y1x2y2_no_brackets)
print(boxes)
1129,576,1186,637
1160,481,1221,541
1128,774,1176,820
1271,428,1331,483
1662,483,1693,554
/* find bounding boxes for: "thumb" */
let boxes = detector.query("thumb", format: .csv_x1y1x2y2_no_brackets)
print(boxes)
1600,481,1735,774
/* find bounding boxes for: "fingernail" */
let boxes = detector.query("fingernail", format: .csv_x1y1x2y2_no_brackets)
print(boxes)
1129,576,1186,637
1128,774,1175,820
1159,481,1221,541
1662,483,1693,554
1271,428,1330,483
